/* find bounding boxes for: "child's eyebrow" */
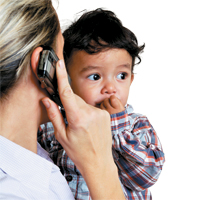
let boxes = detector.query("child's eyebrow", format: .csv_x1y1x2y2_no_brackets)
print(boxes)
80,63,131,73
118,64,131,70
80,66,101,73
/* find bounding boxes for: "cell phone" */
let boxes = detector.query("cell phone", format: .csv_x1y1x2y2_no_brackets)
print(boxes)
37,46,63,108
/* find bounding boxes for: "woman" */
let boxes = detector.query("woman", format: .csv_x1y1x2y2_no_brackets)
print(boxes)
0,0,125,199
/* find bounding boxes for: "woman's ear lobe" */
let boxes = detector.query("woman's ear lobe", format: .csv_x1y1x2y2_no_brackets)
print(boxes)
31,47,43,76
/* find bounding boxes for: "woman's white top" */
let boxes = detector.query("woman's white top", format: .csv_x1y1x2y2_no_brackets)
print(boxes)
0,135,74,200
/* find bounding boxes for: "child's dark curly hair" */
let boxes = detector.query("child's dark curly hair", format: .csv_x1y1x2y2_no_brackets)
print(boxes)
63,8,145,71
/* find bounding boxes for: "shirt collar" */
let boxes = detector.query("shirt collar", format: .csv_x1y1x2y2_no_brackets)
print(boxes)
125,103,134,114
0,135,54,192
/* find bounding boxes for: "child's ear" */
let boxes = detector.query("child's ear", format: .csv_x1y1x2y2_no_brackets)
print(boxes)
130,73,134,84
30,47,43,77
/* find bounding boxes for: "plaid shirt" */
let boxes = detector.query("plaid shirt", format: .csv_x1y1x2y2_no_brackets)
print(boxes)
38,104,165,200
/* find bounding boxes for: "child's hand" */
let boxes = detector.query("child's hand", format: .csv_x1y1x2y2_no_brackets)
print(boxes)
100,95,125,115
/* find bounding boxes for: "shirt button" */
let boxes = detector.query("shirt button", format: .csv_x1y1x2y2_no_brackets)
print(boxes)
66,175,73,182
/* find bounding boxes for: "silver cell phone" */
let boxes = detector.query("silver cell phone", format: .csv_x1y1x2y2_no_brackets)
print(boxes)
37,46,63,108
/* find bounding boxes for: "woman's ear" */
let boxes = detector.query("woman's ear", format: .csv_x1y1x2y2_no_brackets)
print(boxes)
31,47,43,77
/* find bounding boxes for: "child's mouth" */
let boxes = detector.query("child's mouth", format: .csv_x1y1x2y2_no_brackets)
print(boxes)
95,101,103,108
96,103,101,108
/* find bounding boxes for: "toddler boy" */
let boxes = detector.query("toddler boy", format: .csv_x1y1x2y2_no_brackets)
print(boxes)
38,8,165,200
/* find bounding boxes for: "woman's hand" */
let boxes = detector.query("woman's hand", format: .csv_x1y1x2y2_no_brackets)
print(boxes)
42,60,125,200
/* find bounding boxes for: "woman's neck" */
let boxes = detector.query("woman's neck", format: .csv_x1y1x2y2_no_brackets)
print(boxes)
0,100,39,153
0,78,44,154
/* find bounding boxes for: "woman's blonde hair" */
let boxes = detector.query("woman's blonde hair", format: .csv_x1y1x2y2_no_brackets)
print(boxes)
0,0,60,99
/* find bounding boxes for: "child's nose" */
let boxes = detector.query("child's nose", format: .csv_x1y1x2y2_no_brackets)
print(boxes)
101,81,117,94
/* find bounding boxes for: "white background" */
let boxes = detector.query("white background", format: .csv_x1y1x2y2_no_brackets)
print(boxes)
54,0,200,199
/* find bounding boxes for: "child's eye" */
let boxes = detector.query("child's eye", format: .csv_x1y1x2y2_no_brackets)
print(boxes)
116,72,127,80
88,74,101,81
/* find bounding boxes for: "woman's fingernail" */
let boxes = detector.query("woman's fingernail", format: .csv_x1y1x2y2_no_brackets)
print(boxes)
42,99,50,108
58,59,64,69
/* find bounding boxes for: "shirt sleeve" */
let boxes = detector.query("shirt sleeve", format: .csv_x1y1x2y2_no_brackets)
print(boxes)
110,108,165,192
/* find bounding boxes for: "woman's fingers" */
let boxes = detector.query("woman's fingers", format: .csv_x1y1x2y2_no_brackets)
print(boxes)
41,97,67,143
56,60,79,123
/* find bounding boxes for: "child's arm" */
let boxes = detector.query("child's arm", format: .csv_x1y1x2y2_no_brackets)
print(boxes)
110,107,165,192
101,97,165,192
